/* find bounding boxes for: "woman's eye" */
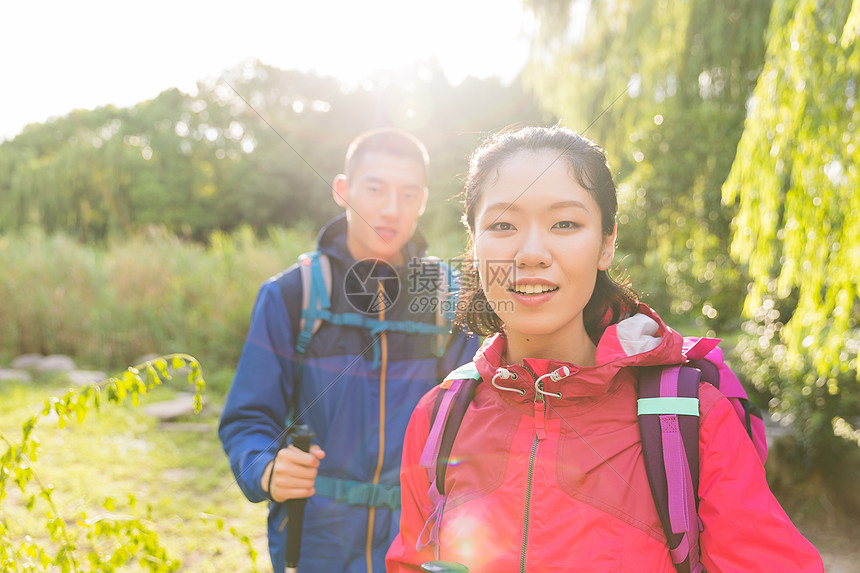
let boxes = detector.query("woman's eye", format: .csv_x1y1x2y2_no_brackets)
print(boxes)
554,220,579,229
490,222,515,231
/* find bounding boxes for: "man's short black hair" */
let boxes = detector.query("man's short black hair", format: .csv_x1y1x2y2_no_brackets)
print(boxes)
344,128,429,180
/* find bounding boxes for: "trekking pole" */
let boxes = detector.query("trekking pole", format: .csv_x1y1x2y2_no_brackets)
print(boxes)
421,560,469,572
284,424,315,573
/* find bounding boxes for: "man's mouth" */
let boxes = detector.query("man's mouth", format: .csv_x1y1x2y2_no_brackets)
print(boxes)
376,227,397,240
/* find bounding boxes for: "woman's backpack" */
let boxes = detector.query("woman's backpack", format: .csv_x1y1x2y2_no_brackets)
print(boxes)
421,337,767,573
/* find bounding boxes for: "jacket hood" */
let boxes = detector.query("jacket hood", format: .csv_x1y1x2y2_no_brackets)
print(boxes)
316,214,430,267
472,304,686,400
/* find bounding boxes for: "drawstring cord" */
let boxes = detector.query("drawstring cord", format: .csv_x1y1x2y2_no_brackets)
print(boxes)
535,365,571,399
491,368,525,396
493,365,572,399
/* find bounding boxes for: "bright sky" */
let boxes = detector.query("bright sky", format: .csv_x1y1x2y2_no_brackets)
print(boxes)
1,0,534,142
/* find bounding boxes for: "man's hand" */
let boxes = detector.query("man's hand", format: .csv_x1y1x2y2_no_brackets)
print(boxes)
262,444,326,503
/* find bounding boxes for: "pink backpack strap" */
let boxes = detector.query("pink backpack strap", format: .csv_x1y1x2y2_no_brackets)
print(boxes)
682,336,721,360
420,378,467,478
638,365,704,573
641,338,768,572
684,337,768,464
415,363,481,555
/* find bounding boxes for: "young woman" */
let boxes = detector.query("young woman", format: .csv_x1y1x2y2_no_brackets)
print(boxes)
385,125,823,572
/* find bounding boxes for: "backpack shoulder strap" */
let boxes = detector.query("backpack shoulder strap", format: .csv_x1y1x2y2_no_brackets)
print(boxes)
684,337,768,463
295,250,332,355
415,255,457,358
638,365,704,573
416,363,481,556
420,363,481,496
271,251,332,427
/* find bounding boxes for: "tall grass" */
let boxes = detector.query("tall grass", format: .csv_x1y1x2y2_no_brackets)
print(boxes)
0,224,472,376
0,225,317,375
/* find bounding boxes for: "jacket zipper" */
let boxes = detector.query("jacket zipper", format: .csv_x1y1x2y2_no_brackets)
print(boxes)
520,366,547,572
520,434,539,572
366,282,388,573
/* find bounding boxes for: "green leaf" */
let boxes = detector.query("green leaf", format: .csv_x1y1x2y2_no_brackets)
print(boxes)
842,0,860,47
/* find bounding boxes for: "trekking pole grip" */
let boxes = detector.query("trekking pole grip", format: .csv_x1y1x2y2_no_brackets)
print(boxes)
285,424,315,572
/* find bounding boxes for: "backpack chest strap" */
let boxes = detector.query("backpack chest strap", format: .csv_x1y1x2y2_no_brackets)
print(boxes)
304,308,448,336
313,475,400,510
301,308,449,367
637,397,700,416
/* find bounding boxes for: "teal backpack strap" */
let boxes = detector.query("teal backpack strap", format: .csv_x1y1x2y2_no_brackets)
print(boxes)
296,251,332,356
313,476,401,510
286,251,332,426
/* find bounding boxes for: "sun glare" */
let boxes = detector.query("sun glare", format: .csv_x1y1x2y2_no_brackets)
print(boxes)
2,0,532,141
293,0,531,85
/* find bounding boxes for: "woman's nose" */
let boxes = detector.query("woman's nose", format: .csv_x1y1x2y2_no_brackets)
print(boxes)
515,227,551,268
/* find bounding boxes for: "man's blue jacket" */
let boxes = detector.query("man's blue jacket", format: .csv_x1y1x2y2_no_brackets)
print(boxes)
218,216,479,572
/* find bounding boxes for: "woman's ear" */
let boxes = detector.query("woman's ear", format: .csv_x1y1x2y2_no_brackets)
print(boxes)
332,174,349,208
598,224,617,271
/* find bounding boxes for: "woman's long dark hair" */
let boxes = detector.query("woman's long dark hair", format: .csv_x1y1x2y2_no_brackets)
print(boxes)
455,124,638,341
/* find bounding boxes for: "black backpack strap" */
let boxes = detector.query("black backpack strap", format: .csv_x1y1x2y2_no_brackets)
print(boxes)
638,365,704,573
433,377,480,495
419,363,481,495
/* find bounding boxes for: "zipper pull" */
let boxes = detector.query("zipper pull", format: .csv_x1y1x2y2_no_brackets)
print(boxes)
534,397,547,440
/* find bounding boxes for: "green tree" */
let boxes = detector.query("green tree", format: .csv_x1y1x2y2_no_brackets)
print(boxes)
723,0,860,473
0,60,543,246
524,0,772,334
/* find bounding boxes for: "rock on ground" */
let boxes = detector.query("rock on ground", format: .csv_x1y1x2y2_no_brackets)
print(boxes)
65,370,108,386
36,355,76,373
0,369,32,382
11,353,44,370
142,393,206,421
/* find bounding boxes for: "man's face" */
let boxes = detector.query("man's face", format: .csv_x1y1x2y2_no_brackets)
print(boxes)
333,151,428,265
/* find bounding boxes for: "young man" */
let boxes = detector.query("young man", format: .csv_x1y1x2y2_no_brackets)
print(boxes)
219,128,479,572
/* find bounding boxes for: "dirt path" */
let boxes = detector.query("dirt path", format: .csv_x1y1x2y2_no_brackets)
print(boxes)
794,514,860,573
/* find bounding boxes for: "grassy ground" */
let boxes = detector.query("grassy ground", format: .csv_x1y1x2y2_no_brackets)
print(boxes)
0,364,860,573
3,374,857,571
0,376,267,571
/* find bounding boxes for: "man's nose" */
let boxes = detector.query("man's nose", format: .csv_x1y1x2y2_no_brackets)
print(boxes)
380,190,398,216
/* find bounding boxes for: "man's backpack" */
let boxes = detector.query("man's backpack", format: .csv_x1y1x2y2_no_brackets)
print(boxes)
419,336,767,573
273,250,458,511
286,251,455,365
